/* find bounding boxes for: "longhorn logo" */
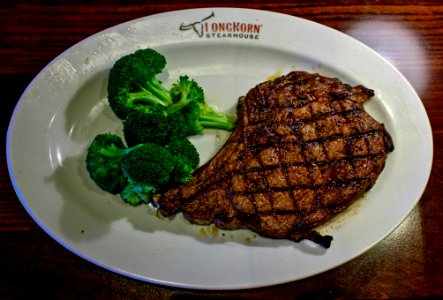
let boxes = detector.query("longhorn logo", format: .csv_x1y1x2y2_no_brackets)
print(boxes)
179,12,215,37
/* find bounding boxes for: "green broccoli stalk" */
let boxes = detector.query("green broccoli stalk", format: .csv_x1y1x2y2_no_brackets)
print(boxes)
107,48,172,120
169,76,236,135
122,75,236,146
173,100,235,137
107,48,236,147
193,102,236,131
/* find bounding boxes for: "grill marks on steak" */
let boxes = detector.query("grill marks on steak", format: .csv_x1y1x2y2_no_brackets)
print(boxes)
158,71,394,248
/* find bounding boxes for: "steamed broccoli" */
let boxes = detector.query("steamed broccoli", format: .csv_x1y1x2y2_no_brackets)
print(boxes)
120,143,176,205
107,48,172,120
107,48,235,144
168,75,205,113
178,99,236,137
167,138,200,185
120,75,236,146
168,76,236,135
85,133,128,194
122,111,172,146
85,132,200,206
87,48,235,206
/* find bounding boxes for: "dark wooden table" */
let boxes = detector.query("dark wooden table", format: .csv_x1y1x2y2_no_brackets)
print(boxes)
1,1,442,298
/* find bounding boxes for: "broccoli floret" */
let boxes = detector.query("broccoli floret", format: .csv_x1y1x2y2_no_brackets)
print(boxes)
85,133,128,194
122,75,235,145
120,181,156,206
123,111,172,146
108,48,235,145
122,110,192,146
119,143,176,205
176,100,236,137
168,75,205,113
90,48,237,205
121,143,175,187
167,138,200,184
168,76,236,136
107,48,172,120
86,132,179,205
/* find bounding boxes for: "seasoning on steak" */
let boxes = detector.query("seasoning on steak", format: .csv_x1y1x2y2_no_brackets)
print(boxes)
157,71,394,248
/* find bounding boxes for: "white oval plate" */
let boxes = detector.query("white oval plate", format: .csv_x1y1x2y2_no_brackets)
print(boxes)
7,8,432,290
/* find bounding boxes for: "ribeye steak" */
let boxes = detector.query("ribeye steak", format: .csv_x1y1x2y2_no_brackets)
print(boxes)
157,71,394,248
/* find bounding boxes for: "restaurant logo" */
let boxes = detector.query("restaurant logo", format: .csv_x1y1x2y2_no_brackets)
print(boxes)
179,12,263,40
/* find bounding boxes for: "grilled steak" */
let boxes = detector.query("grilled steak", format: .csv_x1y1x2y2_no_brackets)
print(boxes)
157,71,394,248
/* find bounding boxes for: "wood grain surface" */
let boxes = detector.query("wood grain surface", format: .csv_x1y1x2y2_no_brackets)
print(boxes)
1,1,442,298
